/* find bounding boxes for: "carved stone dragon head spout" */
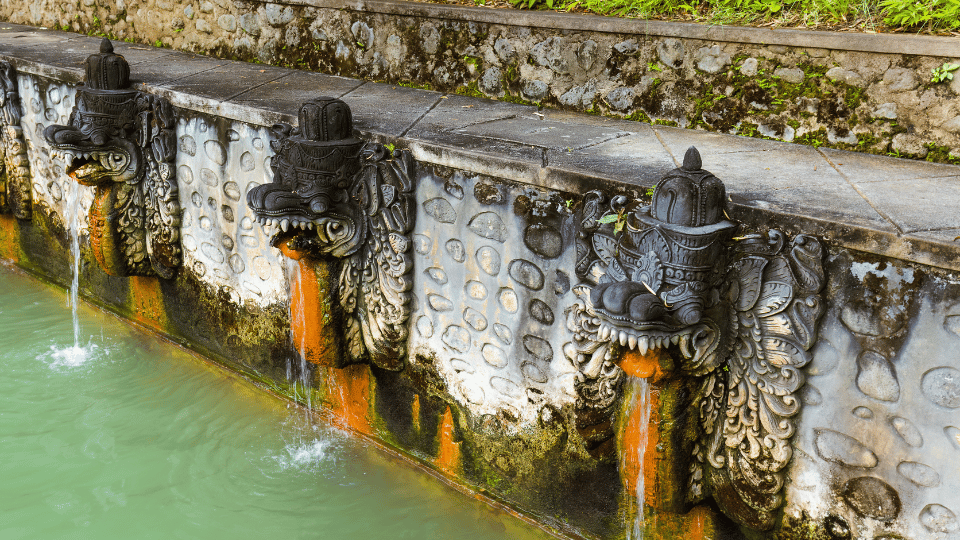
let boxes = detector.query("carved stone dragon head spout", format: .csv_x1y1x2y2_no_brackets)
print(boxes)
248,97,366,257
247,97,415,371
43,38,180,278
567,146,825,531
580,147,738,376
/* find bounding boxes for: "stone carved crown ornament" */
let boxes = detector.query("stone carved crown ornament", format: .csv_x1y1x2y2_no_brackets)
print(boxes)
246,97,415,371
44,38,181,278
0,61,32,220
565,147,825,531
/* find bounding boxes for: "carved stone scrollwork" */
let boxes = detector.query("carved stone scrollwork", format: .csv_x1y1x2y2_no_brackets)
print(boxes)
0,61,32,219
43,38,181,278
246,97,415,371
565,146,825,530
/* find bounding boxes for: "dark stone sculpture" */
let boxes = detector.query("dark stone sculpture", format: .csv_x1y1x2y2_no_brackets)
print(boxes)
566,147,825,531
44,38,180,278
0,61,32,220
247,97,415,370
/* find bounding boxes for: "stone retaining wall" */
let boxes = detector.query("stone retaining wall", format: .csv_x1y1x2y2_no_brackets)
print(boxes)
4,26,960,540
4,0,960,162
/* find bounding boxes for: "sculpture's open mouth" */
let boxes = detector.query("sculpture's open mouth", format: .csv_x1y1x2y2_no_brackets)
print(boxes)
572,283,721,374
593,318,703,358
49,144,136,185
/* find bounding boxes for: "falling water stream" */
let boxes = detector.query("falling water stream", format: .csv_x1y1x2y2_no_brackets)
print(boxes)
625,376,652,540
52,179,95,367
284,258,313,412
0,261,554,539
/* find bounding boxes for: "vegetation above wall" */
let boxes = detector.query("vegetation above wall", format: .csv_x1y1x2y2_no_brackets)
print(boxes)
467,0,960,35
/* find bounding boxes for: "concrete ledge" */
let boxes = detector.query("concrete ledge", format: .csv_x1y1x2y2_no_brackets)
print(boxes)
3,24,960,272
288,0,960,57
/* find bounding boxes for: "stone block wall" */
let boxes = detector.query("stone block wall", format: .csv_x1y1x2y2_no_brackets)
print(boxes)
3,0,960,162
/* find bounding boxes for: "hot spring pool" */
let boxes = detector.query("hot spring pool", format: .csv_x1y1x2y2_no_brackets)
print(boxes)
0,262,554,540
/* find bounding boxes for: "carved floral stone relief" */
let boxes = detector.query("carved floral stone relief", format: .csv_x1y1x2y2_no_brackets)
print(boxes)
43,38,181,278
246,97,416,370
566,147,826,531
0,61,32,220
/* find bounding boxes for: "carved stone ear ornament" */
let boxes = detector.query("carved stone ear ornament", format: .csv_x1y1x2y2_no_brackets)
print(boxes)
566,146,825,531
43,38,181,278
0,61,33,220
246,97,416,371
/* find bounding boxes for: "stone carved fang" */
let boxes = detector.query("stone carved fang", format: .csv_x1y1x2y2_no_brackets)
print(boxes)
0,61,33,220
246,97,415,371
43,38,181,278
566,146,825,531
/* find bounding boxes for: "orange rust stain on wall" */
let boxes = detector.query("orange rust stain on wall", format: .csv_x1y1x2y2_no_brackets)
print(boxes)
435,406,461,476
620,348,668,505
0,214,20,262
325,364,372,435
129,276,167,330
683,505,710,540
620,348,667,380
89,188,125,276
646,505,716,540
288,257,338,366
411,394,421,433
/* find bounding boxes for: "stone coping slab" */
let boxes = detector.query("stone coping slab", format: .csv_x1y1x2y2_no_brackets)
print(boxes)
2,24,960,272
287,0,960,57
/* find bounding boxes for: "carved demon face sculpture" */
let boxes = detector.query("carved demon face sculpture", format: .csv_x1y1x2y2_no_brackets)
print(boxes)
567,147,825,531
247,97,415,370
44,38,180,278
0,61,32,220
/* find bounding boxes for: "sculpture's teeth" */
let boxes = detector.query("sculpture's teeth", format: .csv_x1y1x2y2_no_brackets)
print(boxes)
598,324,609,341
619,331,628,347
628,335,637,351
670,334,679,345
680,334,692,358
307,222,314,230
280,219,289,232
638,337,649,356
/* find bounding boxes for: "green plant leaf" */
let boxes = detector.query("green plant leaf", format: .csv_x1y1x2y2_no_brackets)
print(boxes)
597,214,618,224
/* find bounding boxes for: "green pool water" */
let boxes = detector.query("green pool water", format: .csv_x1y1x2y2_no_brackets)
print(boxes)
0,262,554,540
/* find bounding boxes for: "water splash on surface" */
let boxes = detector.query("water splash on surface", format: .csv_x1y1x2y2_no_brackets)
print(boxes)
269,414,348,473
275,437,334,471
625,376,651,540
42,342,101,369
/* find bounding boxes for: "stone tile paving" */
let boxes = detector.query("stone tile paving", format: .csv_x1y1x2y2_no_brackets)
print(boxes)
230,71,364,120
2,25,960,271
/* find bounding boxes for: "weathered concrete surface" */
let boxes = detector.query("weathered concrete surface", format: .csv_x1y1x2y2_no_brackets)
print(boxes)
788,255,960,540
3,0,960,164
